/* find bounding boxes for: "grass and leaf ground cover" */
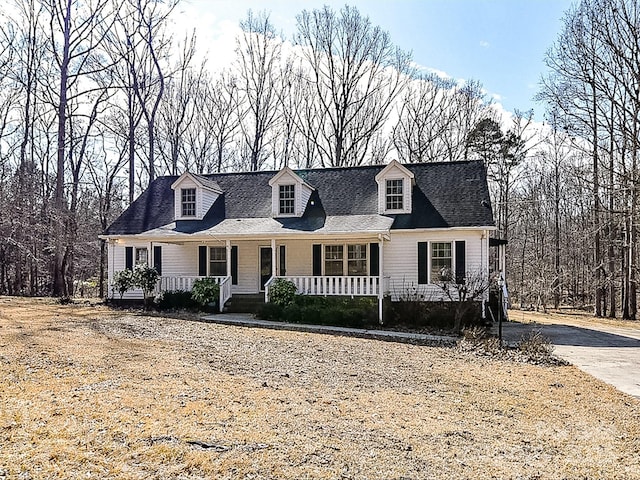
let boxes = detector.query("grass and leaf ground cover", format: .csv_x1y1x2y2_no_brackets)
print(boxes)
1,297,639,479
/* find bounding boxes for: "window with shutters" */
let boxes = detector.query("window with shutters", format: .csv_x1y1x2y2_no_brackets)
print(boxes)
323,244,369,276
347,244,367,275
324,245,344,276
209,247,227,276
135,247,148,266
431,242,452,281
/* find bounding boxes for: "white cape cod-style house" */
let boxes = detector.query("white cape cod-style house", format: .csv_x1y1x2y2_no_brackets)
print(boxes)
101,160,497,321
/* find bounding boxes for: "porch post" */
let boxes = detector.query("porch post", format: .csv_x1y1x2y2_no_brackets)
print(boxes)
271,238,277,276
378,236,384,324
225,239,231,277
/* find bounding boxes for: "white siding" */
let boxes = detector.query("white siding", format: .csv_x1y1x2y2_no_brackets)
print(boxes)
172,177,219,220
200,188,219,218
376,163,413,215
236,241,261,293
297,184,313,216
108,230,489,300
173,177,197,220
383,230,485,301
270,169,313,217
110,240,150,300
280,240,313,276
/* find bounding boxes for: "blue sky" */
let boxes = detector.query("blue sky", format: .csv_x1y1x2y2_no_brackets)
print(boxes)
178,0,573,118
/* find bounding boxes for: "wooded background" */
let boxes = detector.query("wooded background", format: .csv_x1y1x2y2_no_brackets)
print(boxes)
0,0,638,319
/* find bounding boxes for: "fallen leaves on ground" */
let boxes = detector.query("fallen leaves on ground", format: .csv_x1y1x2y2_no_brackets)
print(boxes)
1,297,639,479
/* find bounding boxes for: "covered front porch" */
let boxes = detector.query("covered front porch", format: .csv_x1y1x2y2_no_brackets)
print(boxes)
151,234,387,321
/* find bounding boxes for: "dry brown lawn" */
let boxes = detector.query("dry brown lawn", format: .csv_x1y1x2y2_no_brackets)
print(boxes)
1,297,639,479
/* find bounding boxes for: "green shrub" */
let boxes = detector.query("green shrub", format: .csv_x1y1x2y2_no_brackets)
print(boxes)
113,269,135,299
268,278,297,306
155,290,199,311
191,277,220,307
385,299,484,331
134,264,159,296
258,302,284,320
258,295,377,328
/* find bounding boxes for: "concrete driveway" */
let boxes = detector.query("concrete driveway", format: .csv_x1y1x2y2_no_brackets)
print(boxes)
502,320,640,399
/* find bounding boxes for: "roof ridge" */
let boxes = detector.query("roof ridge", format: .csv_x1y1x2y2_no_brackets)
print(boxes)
153,159,482,181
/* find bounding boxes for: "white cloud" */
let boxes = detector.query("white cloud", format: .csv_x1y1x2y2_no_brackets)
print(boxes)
479,40,490,48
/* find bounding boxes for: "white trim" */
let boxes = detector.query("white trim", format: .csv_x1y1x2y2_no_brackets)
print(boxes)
171,171,223,193
374,159,415,182
99,226,496,243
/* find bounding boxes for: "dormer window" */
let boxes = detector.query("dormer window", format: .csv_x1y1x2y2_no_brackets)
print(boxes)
279,184,295,215
375,160,415,214
181,188,196,217
269,167,314,218
386,179,404,210
171,172,222,220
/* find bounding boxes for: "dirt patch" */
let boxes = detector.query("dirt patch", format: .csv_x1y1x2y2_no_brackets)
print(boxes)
1,297,639,479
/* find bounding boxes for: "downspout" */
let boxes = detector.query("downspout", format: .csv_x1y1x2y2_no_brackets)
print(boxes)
226,240,231,278
378,233,385,325
481,230,486,319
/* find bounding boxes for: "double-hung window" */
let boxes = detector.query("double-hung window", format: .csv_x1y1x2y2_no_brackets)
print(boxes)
209,247,227,276
135,247,148,266
279,184,295,215
386,179,403,210
431,242,452,281
324,245,344,276
347,244,367,275
323,244,368,276
181,188,196,217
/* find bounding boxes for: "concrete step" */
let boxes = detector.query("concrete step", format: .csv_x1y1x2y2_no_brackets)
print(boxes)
224,294,265,314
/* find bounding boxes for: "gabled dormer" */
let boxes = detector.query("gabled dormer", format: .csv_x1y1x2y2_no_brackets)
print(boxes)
171,172,223,221
268,167,315,218
375,160,415,215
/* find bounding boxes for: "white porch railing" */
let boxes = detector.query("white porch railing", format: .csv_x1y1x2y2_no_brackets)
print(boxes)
218,276,232,313
158,275,206,292
156,275,232,312
265,275,380,302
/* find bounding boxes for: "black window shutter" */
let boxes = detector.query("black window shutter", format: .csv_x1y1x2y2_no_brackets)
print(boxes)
279,245,286,276
370,243,379,276
455,241,466,284
231,246,238,285
125,246,133,270
418,242,428,284
198,245,207,276
153,246,162,276
312,244,322,276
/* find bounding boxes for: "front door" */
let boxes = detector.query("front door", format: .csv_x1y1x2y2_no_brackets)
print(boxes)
259,246,272,291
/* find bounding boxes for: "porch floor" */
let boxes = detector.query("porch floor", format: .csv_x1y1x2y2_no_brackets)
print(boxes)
200,313,457,346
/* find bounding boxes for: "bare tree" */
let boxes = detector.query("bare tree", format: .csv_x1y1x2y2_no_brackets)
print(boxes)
393,73,460,163
235,10,282,171
294,5,413,167
187,70,242,173
156,32,198,175
41,0,121,296
539,0,640,318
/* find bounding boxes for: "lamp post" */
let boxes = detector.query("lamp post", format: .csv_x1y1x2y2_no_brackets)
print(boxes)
498,275,504,347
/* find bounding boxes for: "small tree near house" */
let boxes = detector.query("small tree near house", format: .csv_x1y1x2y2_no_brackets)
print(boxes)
436,268,490,333
112,269,136,300
134,264,160,310
111,265,160,309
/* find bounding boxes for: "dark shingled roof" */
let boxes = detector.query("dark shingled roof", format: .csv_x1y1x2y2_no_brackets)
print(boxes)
103,160,494,235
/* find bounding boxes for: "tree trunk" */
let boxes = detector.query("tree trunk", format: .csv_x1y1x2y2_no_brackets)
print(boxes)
52,0,72,298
